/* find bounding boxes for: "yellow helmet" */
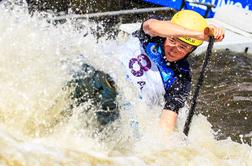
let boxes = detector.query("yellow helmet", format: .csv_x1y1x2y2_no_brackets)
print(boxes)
171,10,207,46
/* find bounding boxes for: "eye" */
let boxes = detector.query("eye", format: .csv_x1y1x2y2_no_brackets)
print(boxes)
178,45,187,50
168,38,176,43
180,45,192,51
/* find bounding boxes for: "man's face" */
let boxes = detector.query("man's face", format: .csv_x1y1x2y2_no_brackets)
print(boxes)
164,37,194,62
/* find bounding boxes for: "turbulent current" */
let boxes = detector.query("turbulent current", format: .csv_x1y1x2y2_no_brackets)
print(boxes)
0,1,251,166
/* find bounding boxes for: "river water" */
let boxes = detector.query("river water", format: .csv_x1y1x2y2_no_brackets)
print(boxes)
0,1,251,166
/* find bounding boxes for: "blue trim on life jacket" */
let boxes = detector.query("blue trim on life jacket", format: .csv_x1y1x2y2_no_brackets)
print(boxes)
145,42,176,90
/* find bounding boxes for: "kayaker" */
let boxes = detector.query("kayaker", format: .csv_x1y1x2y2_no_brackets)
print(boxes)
119,9,225,133
70,10,224,134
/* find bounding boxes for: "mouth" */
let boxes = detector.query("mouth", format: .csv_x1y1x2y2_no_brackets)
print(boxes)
165,52,177,62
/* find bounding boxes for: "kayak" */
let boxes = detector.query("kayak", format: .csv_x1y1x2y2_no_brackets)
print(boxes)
65,63,140,139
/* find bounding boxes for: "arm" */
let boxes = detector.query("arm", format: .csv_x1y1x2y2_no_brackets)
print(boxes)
143,19,202,38
159,65,192,133
159,109,178,132
143,19,224,42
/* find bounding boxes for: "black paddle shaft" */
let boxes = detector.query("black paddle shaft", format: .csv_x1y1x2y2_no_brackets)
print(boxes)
183,37,215,136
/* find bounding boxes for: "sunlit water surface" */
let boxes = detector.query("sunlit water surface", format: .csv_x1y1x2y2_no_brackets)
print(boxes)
0,1,251,166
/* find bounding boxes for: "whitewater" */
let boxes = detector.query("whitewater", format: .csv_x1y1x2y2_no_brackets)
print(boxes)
0,1,251,165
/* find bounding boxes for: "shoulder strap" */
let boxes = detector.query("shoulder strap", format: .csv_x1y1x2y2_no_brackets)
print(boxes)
144,42,177,90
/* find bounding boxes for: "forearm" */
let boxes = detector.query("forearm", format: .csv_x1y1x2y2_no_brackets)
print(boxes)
143,19,225,42
159,109,178,133
143,19,203,39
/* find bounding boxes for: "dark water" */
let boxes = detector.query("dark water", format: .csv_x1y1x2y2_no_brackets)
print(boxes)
27,0,175,39
190,50,252,145
26,0,252,145
27,0,159,14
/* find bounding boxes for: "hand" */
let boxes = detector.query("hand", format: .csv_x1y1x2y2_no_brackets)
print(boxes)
203,24,225,42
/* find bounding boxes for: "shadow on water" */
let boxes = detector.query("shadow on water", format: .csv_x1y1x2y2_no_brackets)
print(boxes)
189,50,252,145
25,0,251,145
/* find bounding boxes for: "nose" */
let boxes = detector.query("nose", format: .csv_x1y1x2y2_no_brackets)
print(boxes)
170,46,178,54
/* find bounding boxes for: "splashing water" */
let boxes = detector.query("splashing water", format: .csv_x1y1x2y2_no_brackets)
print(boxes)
0,1,251,166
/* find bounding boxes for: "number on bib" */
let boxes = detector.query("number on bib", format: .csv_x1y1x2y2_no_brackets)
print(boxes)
128,54,151,77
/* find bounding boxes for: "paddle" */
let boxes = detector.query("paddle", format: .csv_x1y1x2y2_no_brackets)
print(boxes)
183,27,215,136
